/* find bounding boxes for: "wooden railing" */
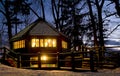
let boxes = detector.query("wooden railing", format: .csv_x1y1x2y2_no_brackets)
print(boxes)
0,47,19,67
0,47,98,72
1,46,120,71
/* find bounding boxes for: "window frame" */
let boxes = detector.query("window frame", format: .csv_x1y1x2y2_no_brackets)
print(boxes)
13,40,25,49
31,38,57,48
31,38,40,47
62,40,68,49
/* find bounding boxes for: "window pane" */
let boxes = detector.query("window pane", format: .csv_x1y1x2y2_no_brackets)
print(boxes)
31,39,35,47
19,40,22,48
21,40,24,48
40,39,44,47
30,38,57,48
47,39,51,47
17,41,19,48
13,42,16,49
62,40,67,49
44,39,48,47
21,40,25,48
31,38,39,47
23,40,25,47
36,39,39,47
40,39,57,48
13,40,25,49
52,39,56,47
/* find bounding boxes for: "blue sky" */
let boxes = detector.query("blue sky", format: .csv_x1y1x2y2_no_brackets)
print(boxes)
106,16,120,39
1,0,120,47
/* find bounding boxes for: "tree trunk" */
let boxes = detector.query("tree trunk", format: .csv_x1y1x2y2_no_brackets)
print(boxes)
51,0,61,31
5,0,12,41
95,0,105,67
40,0,45,20
112,0,120,17
87,0,98,47
95,0,105,47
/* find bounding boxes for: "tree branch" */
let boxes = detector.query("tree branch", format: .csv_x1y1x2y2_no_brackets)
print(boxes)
23,1,40,19
107,24,120,36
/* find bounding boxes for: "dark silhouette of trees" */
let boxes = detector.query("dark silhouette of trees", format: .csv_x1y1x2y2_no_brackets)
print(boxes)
86,0,106,63
87,0,105,47
87,0,98,47
111,0,120,17
0,0,30,43
95,0,105,47
51,0,90,49
0,0,120,50
105,0,120,37
40,0,45,20
51,0,61,30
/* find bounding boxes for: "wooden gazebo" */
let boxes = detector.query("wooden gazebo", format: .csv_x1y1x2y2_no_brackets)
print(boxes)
10,18,69,68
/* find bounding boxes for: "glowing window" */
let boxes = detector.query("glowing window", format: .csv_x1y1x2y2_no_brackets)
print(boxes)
41,55,48,61
31,38,39,47
31,38,56,48
62,40,67,49
52,39,56,47
13,40,25,49
40,39,56,47
40,39,44,47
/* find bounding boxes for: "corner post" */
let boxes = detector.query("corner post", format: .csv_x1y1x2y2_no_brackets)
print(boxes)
38,52,41,69
57,52,60,69
3,47,6,60
71,52,75,70
90,50,96,72
17,53,21,68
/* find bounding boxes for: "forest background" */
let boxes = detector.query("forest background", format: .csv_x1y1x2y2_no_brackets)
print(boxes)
0,0,120,49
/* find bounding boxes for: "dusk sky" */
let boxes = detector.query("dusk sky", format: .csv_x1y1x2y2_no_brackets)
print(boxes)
0,0,120,46
30,0,120,40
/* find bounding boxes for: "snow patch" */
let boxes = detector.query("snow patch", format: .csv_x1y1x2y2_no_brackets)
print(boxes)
0,64,120,76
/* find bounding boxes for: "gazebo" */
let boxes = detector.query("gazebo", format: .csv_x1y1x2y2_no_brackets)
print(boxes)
10,18,69,68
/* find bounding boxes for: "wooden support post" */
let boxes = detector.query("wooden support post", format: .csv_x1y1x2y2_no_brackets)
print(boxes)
57,52,60,69
38,52,41,69
90,51,96,72
3,47,6,60
17,53,21,68
71,52,75,70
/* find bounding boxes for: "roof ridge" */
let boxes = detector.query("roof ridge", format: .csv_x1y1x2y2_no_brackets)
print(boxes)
10,18,44,41
45,22,67,38
10,18,67,41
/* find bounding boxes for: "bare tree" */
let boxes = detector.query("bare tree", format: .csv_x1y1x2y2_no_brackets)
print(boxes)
111,0,120,16
40,0,45,20
51,0,62,31
87,0,99,47
0,0,30,47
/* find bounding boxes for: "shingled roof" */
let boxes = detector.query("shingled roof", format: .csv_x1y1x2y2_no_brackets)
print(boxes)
10,18,66,41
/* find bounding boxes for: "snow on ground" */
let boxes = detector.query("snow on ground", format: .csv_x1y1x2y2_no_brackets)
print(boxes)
0,63,120,76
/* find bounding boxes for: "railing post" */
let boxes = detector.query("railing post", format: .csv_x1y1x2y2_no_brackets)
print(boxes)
90,50,96,72
3,47,6,60
71,52,75,70
57,52,60,69
17,53,21,68
38,52,41,69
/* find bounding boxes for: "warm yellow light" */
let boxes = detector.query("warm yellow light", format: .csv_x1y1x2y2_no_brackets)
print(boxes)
32,39,35,47
48,39,51,43
31,38,39,47
32,42,35,47
40,39,44,47
62,40,67,49
13,40,25,49
41,55,48,61
52,39,56,47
